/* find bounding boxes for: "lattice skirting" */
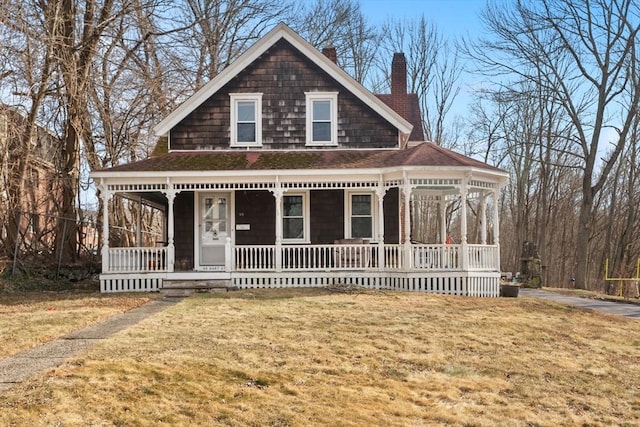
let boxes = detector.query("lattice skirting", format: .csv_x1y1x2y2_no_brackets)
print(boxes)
100,274,163,292
100,271,499,297
232,272,499,297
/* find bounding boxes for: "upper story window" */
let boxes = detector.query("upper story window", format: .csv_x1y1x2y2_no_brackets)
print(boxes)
305,92,338,146
230,93,262,147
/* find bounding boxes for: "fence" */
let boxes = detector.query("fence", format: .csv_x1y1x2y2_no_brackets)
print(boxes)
0,209,101,278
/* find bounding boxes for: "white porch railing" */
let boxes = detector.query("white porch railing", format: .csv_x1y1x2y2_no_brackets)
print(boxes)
412,244,461,269
468,244,499,270
105,244,499,274
235,245,275,270
383,244,403,269
232,243,498,272
107,247,168,273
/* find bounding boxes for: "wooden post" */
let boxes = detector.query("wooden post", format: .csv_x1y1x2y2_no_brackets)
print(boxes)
101,179,110,273
164,180,176,273
492,189,500,245
376,178,385,271
273,180,283,272
460,178,469,271
402,172,412,270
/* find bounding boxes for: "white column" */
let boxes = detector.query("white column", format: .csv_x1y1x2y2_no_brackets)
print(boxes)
376,179,386,271
440,196,447,244
100,179,111,273
479,191,488,245
165,190,176,273
273,181,283,271
402,173,412,270
493,189,500,245
460,182,469,271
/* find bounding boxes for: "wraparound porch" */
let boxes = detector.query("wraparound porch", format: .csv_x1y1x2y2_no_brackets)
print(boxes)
94,161,507,297
100,242,501,297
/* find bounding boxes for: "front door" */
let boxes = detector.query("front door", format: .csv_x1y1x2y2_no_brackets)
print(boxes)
199,193,230,268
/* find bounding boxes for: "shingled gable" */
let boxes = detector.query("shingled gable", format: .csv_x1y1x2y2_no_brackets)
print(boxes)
153,23,413,142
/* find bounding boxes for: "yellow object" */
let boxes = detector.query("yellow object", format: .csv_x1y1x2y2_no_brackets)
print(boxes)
604,258,640,281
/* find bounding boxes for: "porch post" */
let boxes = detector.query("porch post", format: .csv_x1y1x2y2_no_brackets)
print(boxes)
460,178,469,271
492,189,500,245
376,177,385,271
273,181,283,271
402,172,412,270
100,179,111,273
479,191,488,245
136,196,142,246
164,180,176,273
440,196,447,244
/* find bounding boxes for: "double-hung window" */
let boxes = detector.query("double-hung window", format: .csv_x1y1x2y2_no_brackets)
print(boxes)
348,193,373,239
282,193,308,242
230,93,262,146
305,92,338,146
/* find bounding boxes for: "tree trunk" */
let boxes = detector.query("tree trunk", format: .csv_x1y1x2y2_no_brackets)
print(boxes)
574,188,593,289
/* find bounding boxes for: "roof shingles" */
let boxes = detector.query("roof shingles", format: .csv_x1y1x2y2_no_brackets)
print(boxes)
99,143,503,173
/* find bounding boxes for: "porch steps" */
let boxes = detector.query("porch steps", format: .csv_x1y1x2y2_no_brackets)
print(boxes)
160,279,233,297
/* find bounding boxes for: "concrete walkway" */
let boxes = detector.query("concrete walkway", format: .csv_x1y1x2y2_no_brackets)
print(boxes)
520,288,640,319
0,297,181,391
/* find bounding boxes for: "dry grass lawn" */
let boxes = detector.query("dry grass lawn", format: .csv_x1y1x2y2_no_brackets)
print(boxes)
0,291,154,358
0,288,639,426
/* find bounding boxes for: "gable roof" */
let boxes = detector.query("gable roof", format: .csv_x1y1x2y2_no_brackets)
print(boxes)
153,23,413,138
95,143,505,175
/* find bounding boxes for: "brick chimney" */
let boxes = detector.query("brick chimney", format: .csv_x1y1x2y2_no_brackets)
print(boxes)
391,53,408,118
391,52,407,96
322,46,337,64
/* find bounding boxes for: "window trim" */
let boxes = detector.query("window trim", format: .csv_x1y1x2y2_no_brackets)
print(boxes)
230,93,262,147
305,92,338,146
345,191,376,240
282,191,310,244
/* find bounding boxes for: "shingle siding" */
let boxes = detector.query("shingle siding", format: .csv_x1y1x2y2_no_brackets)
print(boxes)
170,39,398,151
235,190,276,245
310,190,344,244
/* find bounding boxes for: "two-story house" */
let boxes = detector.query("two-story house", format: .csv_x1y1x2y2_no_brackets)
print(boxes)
92,23,508,296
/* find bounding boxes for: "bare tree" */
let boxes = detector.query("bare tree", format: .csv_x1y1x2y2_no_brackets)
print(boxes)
171,0,289,89
379,16,461,144
0,1,59,258
289,0,380,85
466,0,640,289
